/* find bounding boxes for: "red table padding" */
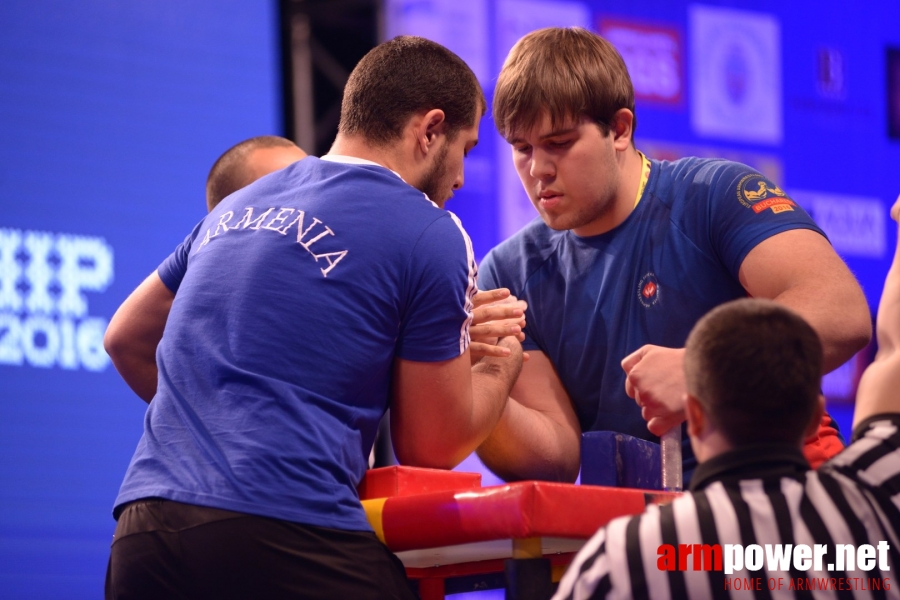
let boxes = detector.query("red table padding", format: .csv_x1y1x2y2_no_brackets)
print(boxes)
380,481,677,552
358,466,482,500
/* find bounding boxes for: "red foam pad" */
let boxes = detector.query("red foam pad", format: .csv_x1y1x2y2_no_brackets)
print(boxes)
405,553,576,580
380,481,677,552
358,466,482,500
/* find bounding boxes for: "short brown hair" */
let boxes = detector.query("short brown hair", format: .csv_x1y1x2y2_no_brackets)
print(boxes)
205,136,298,211
338,36,486,145
684,299,823,447
493,27,635,140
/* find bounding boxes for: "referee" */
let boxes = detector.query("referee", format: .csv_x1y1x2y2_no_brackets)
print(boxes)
554,198,900,600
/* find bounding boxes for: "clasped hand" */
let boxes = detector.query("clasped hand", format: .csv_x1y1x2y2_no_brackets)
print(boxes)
621,345,687,436
469,288,527,363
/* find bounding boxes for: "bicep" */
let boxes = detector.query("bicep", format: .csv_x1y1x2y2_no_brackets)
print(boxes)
738,229,858,299
105,271,175,359
738,229,871,370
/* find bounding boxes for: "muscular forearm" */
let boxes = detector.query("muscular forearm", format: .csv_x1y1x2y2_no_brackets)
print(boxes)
477,397,581,482
108,349,159,403
391,337,523,470
853,212,900,426
469,336,524,438
874,235,900,356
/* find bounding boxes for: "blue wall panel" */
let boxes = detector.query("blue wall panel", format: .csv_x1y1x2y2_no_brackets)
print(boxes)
0,2,282,597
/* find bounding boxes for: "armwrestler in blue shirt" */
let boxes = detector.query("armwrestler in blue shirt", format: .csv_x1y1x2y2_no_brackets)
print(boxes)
475,27,871,484
103,36,524,600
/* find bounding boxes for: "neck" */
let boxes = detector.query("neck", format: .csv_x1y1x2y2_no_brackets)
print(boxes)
328,134,410,181
692,429,735,463
616,145,645,212
571,145,644,237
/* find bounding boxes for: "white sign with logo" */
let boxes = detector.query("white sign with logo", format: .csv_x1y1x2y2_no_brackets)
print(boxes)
384,0,490,84
602,20,682,105
790,190,887,259
689,5,782,145
0,228,113,371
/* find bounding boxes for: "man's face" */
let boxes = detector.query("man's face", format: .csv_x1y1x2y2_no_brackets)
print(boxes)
418,120,480,208
508,113,622,236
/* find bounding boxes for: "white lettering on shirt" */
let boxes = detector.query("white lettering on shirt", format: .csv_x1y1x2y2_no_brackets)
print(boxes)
196,206,347,277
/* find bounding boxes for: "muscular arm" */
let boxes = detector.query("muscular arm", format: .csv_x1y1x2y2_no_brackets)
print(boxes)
738,228,871,373
853,198,900,427
103,271,174,403
391,337,523,469
476,350,582,482
624,228,871,436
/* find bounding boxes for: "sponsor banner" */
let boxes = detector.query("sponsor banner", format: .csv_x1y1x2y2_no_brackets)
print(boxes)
640,139,783,184
791,190,887,259
689,5,782,144
817,47,847,100
599,18,683,106
384,0,490,84
495,0,590,239
888,47,900,139
0,228,113,372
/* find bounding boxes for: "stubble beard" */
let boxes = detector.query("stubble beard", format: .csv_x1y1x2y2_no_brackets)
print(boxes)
417,143,451,206
531,140,622,234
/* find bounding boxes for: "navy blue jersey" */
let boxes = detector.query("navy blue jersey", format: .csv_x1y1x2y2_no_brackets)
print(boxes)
115,156,476,531
480,157,825,474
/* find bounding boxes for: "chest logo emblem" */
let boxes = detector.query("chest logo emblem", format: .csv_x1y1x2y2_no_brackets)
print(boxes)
638,272,661,308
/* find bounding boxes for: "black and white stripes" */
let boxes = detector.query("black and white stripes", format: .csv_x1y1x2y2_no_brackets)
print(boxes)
554,417,900,600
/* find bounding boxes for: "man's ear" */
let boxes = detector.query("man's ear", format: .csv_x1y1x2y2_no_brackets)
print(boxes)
610,108,634,151
685,393,706,439
415,109,447,155
803,394,826,440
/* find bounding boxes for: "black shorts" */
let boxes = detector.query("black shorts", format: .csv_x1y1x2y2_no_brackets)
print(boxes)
106,498,416,600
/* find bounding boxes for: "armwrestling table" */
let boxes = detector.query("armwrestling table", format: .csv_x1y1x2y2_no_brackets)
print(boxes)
358,466,678,600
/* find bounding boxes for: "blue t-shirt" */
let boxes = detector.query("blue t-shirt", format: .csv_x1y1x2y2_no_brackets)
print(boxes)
114,156,477,531
479,157,825,476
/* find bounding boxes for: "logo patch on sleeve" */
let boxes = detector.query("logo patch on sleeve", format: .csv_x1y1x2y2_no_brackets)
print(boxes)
736,174,796,214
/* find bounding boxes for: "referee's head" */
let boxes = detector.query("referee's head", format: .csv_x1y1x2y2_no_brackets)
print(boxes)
684,298,825,454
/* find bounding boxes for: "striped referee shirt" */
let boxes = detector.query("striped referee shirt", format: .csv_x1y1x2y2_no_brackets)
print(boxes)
554,415,900,600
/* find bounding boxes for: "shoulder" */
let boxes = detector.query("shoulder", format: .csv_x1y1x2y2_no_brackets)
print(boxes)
417,210,473,252
304,157,454,230
283,157,433,200
480,217,563,288
652,157,762,203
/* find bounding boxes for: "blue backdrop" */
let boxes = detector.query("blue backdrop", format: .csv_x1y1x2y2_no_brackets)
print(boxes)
0,2,282,597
